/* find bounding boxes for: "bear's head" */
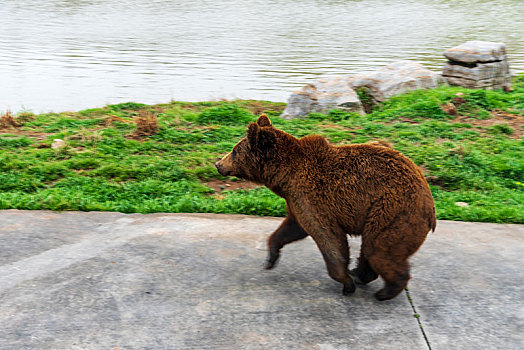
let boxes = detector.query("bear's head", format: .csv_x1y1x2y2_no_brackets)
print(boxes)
215,115,285,183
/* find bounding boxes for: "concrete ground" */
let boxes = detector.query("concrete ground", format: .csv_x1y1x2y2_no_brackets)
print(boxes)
0,210,522,350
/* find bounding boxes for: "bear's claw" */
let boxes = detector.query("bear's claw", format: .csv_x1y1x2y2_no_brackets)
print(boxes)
264,252,280,270
342,283,356,296
375,288,393,301
263,260,276,270
375,284,405,301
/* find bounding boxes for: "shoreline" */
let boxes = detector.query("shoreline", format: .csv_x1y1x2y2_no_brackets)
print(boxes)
1,80,523,224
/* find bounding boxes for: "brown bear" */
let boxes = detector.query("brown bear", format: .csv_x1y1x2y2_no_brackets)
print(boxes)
215,115,436,301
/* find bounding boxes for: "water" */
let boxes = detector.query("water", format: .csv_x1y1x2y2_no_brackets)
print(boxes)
1,0,523,113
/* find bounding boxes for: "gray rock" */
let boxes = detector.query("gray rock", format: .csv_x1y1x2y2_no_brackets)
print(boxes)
347,60,442,103
280,61,441,119
443,60,510,80
443,40,507,63
280,88,318,119
442,41,511,89
281,76,364,119
444,76,510,89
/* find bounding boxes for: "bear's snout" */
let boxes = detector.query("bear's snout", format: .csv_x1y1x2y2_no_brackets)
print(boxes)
215,152,234,176
214,161,223,174
215,160,230,176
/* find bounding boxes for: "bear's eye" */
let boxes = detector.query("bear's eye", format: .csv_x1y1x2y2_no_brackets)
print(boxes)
232,148,237,158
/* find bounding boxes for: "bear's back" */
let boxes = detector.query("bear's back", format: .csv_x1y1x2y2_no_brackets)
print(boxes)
296,137,429,201
293,138,435,234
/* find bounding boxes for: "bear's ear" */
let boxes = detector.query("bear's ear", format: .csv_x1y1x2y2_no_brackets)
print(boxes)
256,114,272,127
247,122,259,142
247,122,275,153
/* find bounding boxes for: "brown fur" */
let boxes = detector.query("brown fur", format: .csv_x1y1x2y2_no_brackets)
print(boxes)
215,115,436,301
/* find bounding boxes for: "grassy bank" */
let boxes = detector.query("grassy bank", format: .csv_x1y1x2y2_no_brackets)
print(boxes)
1,76,523,223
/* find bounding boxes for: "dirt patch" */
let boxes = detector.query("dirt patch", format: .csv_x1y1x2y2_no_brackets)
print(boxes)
151,106,165,114
452,109,523,138
0,129,53,141
318,123,351,130
418,165,448,189
205,179,261,193
238,101,286,116
173,103,209,112
399,117,420,124
166,101,285,116
386,117,420,125
434,138,449,144
425,175,448,189
105,115,132,126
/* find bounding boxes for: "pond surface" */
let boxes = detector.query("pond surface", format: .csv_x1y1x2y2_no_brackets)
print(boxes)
1,0,523,112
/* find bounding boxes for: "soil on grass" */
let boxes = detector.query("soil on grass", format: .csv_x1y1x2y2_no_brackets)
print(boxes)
0,128,54,141
385,117,420,125
105,115,133,126
239,100,286,116
206,179,261,193
175,100,286,116
452,110,524,138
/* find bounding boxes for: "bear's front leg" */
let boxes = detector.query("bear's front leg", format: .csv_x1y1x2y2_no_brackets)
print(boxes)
309,230,355,296
265,211,308,269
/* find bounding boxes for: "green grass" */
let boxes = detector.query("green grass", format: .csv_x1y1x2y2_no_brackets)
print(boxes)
1,76,523,224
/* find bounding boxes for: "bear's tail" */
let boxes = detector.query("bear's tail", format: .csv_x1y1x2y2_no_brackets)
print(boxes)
429,206,437,233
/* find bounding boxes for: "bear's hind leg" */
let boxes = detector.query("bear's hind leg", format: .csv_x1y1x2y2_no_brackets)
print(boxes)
362,215,427,301
265,213,308,269
364,237,411,300
369,255,410,301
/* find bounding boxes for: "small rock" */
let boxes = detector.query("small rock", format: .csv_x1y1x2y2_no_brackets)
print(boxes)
455,202,469,207
51,139,66,149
